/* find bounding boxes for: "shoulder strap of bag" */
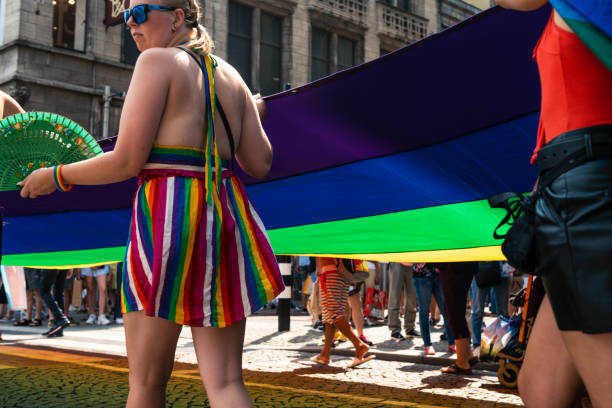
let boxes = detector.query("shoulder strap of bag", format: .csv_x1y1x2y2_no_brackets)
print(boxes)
488,191,528,240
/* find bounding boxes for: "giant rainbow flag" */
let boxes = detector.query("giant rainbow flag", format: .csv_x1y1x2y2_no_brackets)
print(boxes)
1,5,557,267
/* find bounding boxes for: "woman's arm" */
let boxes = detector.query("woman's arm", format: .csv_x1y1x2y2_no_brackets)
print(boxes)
19,48,172,198
235,85,273,179
0,91,25,118
495,0,548,11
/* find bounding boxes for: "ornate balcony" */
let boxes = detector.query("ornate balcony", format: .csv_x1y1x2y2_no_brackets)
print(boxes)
308,0,368,25
377,2,428,44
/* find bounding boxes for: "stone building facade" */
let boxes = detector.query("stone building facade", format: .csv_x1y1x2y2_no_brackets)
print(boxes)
0,0,480,139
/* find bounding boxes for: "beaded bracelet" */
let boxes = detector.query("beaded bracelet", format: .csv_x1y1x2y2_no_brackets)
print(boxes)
53,164,73,192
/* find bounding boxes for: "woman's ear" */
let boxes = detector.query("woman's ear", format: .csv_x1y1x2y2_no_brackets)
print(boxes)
173,7,185,28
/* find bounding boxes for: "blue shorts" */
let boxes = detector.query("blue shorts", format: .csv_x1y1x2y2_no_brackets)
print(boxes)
81,266,109,278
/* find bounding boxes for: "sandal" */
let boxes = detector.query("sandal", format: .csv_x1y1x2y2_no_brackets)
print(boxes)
441,363,472,375
347,354,376,369
13,319,32,326
28,318,42,327
310,355,330,365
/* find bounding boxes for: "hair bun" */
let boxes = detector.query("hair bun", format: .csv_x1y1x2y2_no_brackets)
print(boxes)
191,21,199,28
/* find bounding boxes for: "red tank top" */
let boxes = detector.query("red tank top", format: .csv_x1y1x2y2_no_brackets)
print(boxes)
531,12,612,164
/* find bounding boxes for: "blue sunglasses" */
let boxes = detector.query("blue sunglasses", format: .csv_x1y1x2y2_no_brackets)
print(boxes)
123,4,176,24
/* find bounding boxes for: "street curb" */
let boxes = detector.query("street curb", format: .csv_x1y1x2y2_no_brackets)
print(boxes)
298,347,499,372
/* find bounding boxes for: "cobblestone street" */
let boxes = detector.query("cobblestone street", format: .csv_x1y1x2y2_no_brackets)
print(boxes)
0,314,523,407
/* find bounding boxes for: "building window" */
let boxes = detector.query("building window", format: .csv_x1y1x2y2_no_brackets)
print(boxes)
122,27,140,65
228,1,253,88
53,0,86,51
337,36,355,72
260,12,282,95
311,28,331,81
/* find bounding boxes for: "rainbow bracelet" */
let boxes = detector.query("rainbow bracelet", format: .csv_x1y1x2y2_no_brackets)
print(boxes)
53,164,73,192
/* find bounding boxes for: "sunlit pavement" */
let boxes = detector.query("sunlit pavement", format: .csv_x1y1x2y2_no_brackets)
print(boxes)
0,315,522,407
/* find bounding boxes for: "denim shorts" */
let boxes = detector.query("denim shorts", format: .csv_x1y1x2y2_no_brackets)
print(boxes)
80,266,109,278
535,159,612,334
24,268,41,291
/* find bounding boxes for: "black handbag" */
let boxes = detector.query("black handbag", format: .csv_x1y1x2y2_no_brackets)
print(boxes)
489,191,538,276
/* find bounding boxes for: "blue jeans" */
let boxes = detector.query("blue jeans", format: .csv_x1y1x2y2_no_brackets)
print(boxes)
413,274,454,347
470,277,510,346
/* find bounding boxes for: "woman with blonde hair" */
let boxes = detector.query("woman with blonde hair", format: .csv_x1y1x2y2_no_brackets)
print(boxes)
18,1,284,406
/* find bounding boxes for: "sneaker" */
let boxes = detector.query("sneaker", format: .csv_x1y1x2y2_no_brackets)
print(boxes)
391,332,406,341
43,317,70,337
405,329,420,337
334,332,348,342
359,334,373,346
97,314,111,326
115,317,124,324
448,345,457,354
85,314,96,325
425,345,436,355
48,329,64,338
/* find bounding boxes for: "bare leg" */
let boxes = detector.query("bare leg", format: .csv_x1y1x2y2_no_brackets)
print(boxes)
34,291,42,320
124,311,182,408
85,276,95,316
191,319,253,408
95,274,107,316
518,295,583,408
315,323,336,363
348,294,364,336
441,337,472,371
25,290,33,320
333,317,369,361
560,332,612,407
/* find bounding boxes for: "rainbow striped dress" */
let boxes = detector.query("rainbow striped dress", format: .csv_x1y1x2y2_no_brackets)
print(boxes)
120,54,284,327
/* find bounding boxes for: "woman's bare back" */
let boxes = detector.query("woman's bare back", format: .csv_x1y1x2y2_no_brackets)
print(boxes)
153,49,271,178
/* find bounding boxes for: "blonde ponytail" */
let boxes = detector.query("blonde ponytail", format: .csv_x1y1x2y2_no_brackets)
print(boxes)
167,0,214,55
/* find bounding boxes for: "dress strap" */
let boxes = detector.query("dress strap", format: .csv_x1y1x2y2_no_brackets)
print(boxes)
175,46,223,223
177,47,235,168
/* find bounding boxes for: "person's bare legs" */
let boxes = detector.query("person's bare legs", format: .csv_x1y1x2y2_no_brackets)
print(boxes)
85,276,96,316
518,295,583,407
25,290,34,320
333,317,369,362
348,293,364,336
124,311,182,408
560,332,612,407
440,337,473,371
314,323,336,363
191,318,253,408
95,274,107,317
33,291,42,320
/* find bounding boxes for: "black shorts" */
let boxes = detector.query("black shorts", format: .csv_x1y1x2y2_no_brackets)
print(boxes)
535,158,612,334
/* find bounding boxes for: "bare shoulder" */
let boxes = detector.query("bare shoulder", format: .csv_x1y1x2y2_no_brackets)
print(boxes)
212,55,249,95
134,47,189,73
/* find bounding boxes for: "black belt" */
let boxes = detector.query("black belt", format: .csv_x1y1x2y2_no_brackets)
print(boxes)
536,125,612,188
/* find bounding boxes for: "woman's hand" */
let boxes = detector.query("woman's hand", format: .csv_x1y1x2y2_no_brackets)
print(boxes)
17,167,56,198
253,93,267,122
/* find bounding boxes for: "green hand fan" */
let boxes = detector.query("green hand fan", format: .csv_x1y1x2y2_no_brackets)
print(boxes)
0,112,103,191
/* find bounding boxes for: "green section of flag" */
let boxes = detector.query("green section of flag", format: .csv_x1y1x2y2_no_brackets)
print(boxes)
267,199,508,255
565,18,612,72
2,247,125,268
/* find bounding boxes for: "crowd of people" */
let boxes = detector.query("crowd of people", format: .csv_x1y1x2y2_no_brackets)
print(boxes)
293,257,520,373
0,264,124,339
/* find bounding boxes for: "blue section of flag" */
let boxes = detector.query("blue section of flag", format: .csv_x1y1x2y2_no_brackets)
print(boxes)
247,113,539,230
2,209,132,255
